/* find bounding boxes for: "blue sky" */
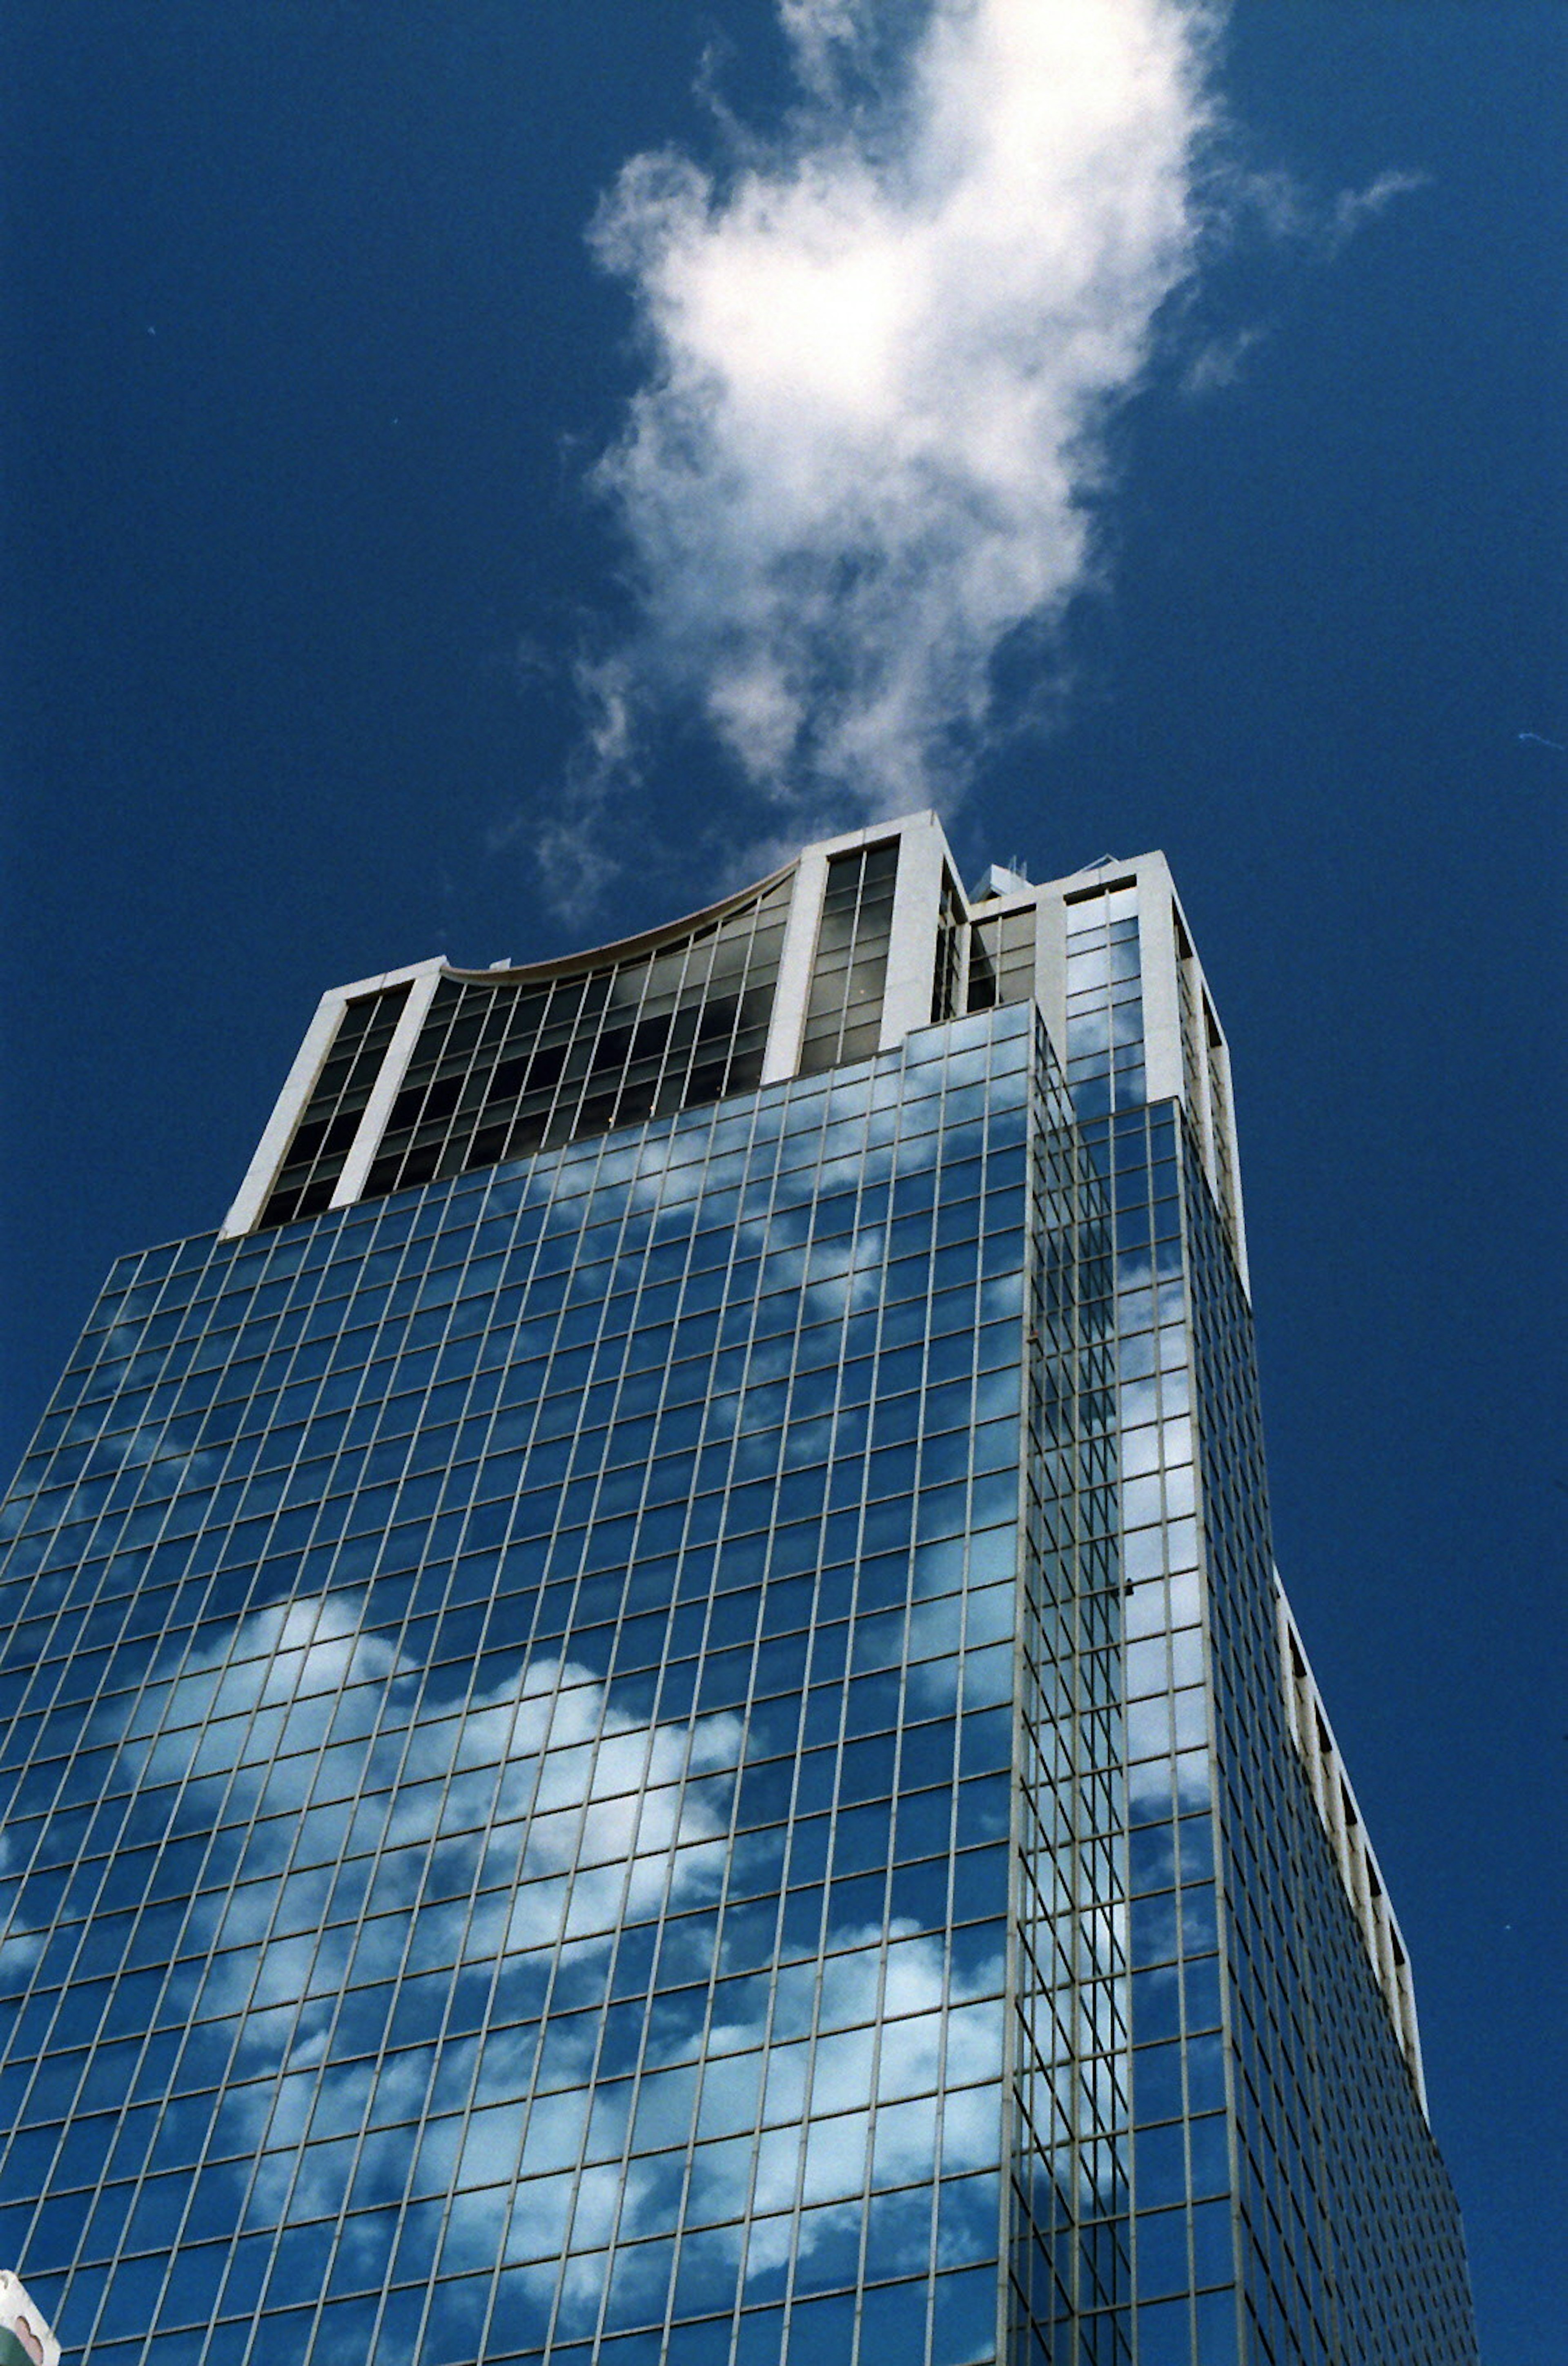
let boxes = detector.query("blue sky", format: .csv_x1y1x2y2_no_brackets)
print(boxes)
2,4,1563,2353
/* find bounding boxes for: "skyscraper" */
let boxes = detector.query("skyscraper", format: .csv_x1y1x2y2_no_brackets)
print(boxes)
0,811,1477,2365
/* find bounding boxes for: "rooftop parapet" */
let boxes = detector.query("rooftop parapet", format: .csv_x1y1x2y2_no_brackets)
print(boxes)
225,812,1248,1301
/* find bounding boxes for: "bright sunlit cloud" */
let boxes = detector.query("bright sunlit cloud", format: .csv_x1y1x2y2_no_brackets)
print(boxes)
530,0,1432,909
539,0,1220,900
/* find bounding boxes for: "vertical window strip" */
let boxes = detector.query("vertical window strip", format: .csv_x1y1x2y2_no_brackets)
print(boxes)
258,983,413,1231
1062,885,1143,1122
1203,1008,1240,1262
965,906,1035,1016
931,873,964,1023
997,909,1036,1004
1175,942,1205,1135
798,841,900,1077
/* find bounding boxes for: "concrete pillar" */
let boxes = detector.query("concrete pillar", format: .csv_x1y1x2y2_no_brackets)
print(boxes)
221,988,347,1240
220,960,445,1239
879,813,947,1053
761,852,828,1085
331,965,446,1210
1134,855,1186,1111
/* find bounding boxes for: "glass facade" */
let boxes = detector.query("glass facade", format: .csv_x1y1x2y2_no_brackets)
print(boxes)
0,817,1478,2363
1179,1151,1474,2363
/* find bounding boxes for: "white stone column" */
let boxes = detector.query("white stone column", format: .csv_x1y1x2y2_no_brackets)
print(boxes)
1031,891,1068,1067
1134,854,1186,1110
220,959,445,1239
221,989,347,1239
331,964,447,1210
761,853,827,1084
878,813,946,1053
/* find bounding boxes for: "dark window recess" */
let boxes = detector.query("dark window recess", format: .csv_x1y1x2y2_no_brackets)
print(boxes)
967,926,998,1014
258,984,412,1230
967,907,1035,1014
358,872,794,1205
798,840,900,1077
931,871,964,1023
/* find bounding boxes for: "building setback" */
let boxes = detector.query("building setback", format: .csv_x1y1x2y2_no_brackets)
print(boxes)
0,812,1477,2364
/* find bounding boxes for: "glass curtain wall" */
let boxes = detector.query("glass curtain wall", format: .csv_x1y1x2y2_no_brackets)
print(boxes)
1180,1152,1477,2366
1060,876,1477,2366
0,822,1481,2366
1057,881,1229,2366
0,1003,1102,2366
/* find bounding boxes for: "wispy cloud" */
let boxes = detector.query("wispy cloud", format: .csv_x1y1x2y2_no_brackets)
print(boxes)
1179,320,1266,397
1170,156,1429,403
537,653,641,923
1331,167,1431,247
1225,160,1430,258
539,0,1222,898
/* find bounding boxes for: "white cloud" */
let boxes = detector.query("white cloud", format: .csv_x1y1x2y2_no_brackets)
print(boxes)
552,0,1218,878
523,4,1439,905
